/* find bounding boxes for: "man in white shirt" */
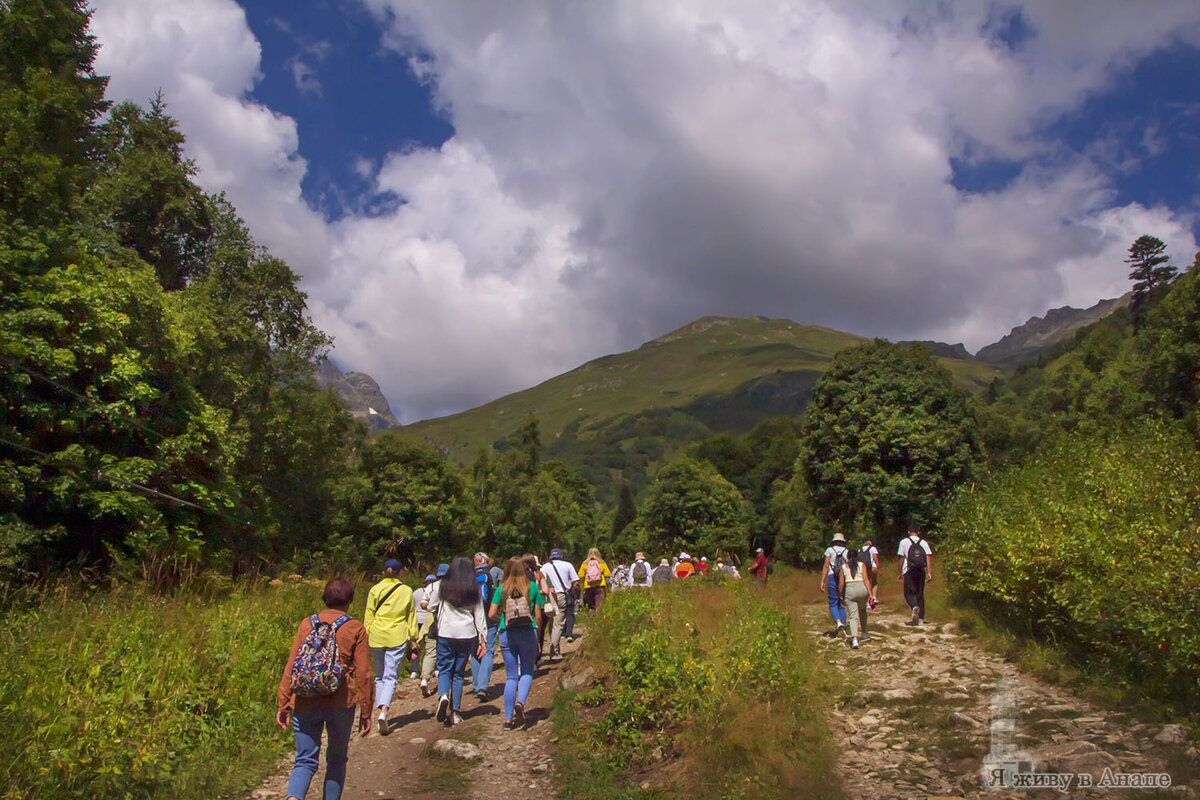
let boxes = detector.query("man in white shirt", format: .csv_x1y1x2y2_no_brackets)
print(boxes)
628,552,653,588
543,548,579,660
897,529,934,626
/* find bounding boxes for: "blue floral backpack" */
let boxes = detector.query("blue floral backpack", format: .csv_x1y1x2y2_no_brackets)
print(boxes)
290,614,351,697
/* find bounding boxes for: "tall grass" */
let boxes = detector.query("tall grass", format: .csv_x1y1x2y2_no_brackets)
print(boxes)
554,578,844,800
0,575,368,800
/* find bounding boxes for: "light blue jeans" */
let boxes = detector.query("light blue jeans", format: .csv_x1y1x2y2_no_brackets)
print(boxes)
470,622,500,693
500,626,538,722
437,636,475,711
287,705,355,800
827,573,847,627
371,643,408,709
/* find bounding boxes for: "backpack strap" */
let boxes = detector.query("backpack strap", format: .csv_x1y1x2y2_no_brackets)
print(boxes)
332,614,351,629
374,583,404,615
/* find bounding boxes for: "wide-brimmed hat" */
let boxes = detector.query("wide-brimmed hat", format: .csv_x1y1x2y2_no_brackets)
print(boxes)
832,533,847,544
660,558,670,567
635,552,645,561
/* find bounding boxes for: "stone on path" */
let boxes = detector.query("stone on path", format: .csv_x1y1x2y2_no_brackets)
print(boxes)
560,666,596,693
1035,740,1120,776
1154,724,1189,745
433,739,482,760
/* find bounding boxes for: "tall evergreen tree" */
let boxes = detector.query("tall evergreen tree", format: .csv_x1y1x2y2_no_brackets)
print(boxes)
1127,235,1175,321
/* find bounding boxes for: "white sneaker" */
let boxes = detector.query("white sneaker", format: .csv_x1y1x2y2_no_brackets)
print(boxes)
378,713,389,736
436,695,449,722
851,637,859,649
410,671,418,679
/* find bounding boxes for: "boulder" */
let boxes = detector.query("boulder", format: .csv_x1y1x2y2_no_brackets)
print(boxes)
881,687,914,701
1154,725,1190,746
432,739,482,760
560,666,597,693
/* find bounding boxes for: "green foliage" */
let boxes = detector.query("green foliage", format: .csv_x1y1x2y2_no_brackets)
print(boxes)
0,577,340,799
801,340,979,543
1126,234,1176,318
557,580,843,800
943,421,1200,709
634,457,751,557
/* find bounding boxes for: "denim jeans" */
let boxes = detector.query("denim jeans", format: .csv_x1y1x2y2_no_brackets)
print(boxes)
371,642,408,709
287,705,355,800
436,636,475,711
499,626,538,722
562,602,577,639
827,573,847,627
470,622,500,693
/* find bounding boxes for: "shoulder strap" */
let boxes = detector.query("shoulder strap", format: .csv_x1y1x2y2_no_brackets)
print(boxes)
374,582,404,615
309,613,321,629
549,560,569,588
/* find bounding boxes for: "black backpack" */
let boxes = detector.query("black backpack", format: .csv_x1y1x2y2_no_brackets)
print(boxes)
905,537,928,573
829,547,847,577
632,561,649,583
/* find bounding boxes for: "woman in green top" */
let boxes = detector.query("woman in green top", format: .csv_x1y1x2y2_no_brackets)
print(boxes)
488,556,546,730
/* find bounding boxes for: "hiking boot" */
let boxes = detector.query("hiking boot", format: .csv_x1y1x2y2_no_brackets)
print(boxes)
435,695,449,723
911,606,920,624
513,702,526,726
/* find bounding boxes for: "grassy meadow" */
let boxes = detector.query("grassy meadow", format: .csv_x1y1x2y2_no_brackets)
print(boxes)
0,575,363,800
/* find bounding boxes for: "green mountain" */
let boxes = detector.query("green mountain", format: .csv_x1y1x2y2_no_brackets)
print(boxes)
394,316,1000,500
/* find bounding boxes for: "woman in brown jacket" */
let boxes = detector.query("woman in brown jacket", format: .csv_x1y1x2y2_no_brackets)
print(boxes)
276,577,374,800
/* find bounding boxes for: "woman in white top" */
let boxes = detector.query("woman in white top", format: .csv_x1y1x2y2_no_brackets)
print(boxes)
838,550,875,649
424,556,486,726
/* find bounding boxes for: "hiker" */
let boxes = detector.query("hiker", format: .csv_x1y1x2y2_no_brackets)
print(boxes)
470,552,504,701
612,561,630,590
837,550,875,649
364,559,419,736
276,577,373,800
578,548,611,610
897,529,934,626
426,556,487,726
675,553,696,579
542,548,578,660
820,534,851,636
748,547,769,586
651,557,674,584
489,556,548,730
413,572,439,696
859,538,880,584
696,556,710,576
523,553,555,658
629,552,653,588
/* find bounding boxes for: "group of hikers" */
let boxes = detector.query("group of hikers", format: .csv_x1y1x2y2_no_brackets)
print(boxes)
817,529,934,649
273,533,928,799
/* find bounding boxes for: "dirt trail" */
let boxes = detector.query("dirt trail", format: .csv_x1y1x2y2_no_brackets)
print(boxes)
804,596,1198,799
247,631,582,800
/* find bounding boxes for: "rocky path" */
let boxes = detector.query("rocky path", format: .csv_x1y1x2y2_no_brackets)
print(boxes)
247,631,582,800
805,598,1198,799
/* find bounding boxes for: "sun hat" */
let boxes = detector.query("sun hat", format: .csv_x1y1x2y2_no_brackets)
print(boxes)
660,558,670,567
832,533,847,544
423,573,437,583
635,552,645,561
436,562,449,578
550,548,563,560
679,552,691,560
700,557,708,563
384,558,402,572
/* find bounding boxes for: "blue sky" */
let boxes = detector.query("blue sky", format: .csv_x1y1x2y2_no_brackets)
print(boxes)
91,1,1200,421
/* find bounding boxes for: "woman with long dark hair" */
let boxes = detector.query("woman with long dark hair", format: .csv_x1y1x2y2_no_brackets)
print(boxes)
489,556,546,730
425,555,486,726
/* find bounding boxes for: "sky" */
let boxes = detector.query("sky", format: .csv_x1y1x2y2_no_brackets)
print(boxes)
87,0,1200,423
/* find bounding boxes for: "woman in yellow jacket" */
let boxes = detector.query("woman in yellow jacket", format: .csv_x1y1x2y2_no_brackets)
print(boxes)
364,559,418,735
577,547,612,611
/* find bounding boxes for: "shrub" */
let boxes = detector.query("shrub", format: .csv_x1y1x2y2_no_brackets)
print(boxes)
943,420,1200,709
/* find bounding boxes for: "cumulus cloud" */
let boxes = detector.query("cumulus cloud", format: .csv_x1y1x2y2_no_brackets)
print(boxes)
90,0,1200,421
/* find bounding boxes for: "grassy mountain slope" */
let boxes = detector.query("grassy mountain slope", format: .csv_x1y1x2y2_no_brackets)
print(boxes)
395,316,1000,499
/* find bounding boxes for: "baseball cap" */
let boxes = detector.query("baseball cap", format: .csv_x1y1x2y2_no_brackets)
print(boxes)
550,548,563,560
384,558,402,572
436,562,449,578
423,574,437,583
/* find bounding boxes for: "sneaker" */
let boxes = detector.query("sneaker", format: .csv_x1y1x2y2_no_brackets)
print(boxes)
420,680,432,697
836,623,846,637
450,712,463,726
474,689,489,702
513,701,525,726
911,606,920,624
502,720,514,731
919,618,926,625
410,671,418,679
435,695,449,722
859,633,871,641
378,713,389,736
851,637,859,649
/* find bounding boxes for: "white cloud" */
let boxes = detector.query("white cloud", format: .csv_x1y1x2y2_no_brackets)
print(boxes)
90,0,1200,421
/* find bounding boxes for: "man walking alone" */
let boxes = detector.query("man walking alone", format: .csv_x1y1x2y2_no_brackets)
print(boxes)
897,529,934,626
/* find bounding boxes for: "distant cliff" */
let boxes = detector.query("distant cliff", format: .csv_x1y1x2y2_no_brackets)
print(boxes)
315,360,400,433
975,294,1132,370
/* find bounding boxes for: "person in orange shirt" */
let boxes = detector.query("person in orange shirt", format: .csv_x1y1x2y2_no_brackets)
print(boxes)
277,577,374,800
675,553,696,579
